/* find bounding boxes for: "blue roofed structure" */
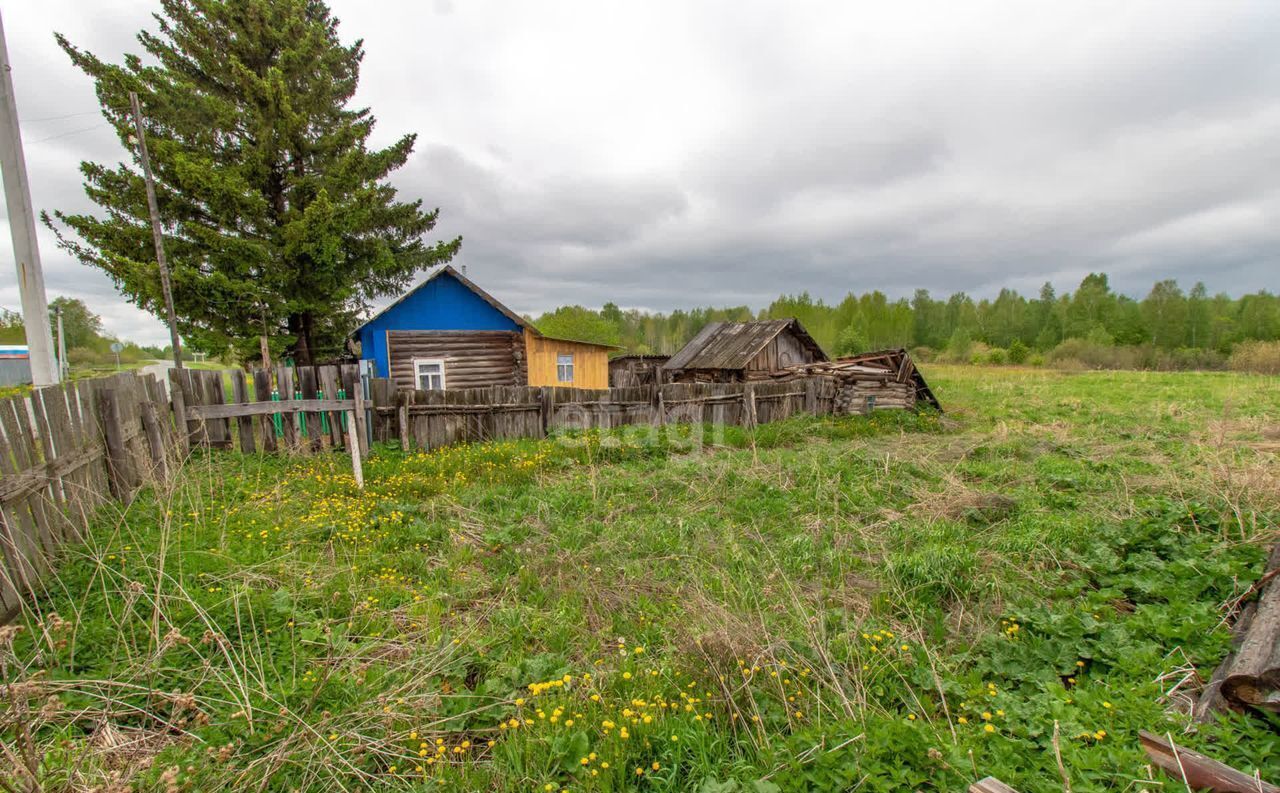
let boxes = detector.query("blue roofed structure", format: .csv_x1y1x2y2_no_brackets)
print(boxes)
354,266,529,378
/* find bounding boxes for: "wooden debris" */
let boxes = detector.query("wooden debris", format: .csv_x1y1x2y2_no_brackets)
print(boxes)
1199,543,1280,718
1139,730,1278,793
760,348,941,412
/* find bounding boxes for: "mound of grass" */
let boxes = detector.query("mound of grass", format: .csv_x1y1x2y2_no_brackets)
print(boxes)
4,367,1279,791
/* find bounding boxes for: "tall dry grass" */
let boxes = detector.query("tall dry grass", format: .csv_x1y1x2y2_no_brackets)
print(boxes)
1227,340,1280,375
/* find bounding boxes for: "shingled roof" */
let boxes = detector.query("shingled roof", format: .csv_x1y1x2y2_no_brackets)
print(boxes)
664,319,826,371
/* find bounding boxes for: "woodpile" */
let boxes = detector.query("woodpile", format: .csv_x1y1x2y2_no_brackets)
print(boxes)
752,348,941,413
1198,542,1280,718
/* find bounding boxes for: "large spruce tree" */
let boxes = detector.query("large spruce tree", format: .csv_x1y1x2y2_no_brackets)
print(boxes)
47,0,460,363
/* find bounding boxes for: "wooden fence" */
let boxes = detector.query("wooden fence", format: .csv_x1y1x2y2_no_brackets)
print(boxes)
375,377,839,452
0,372,173,619
0,366,854,620
170,364,367,458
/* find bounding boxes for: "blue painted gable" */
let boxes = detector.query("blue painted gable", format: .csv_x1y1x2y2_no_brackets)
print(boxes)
357,270,523,377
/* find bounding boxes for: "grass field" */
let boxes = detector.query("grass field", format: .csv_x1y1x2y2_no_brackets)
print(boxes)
5,366,1279,791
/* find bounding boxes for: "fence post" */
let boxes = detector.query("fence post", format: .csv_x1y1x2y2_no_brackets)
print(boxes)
167,368,190,458
252,368,278,453
539,387,553,437
139,398,168,482
231,369,255,453
653,385,665,427
277,365,298,451
352,379,369,458
805,377,818,415
97,388,138,503
743,383,758,428
346,411,364,488
398,390,411,452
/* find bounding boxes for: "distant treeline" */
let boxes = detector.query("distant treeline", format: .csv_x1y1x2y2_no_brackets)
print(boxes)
534,274,1280,373
0,298,169,368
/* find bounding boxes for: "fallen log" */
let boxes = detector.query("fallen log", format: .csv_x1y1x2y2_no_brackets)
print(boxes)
1199,543,1280,718
1140,731,1278,793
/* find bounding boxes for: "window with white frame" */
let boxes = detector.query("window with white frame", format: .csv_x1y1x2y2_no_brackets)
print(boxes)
413,359,446,390
556,353,574,383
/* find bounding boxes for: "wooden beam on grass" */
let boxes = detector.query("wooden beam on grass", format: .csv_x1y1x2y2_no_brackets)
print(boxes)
1139,731,1279,793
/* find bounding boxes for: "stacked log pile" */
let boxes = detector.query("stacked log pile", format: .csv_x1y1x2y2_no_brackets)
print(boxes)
753,348,941,414
1198,542,1280,718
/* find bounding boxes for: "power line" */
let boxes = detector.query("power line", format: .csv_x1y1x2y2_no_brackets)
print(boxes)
20,109,101,125
27,121,111,145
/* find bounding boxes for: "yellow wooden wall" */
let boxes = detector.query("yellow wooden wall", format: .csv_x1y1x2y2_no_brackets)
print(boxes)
524,330,610,388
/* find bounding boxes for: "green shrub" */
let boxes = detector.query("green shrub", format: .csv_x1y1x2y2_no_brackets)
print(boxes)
1007,339,1029,364
986,348,1008,365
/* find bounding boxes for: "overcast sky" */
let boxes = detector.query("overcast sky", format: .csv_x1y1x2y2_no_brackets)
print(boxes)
2,1,1278,345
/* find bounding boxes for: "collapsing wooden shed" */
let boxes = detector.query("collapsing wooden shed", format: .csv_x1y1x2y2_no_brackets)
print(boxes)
608,354,671,387
663,319,827,383
773,348,940,413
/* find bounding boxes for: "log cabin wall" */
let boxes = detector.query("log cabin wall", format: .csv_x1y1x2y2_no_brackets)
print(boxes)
833,380,916,413
524,330,611,389
387,330,525,391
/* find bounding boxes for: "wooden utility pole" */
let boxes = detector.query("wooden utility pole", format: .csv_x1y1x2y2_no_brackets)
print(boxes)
54,303,67,379
259,308,271,370
128,91,183,372
0,9,58,385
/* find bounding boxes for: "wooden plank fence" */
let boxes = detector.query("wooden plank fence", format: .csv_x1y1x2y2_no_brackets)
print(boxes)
170,364,367,458
372,377,839,453
0,365,858,621
0,372,173,620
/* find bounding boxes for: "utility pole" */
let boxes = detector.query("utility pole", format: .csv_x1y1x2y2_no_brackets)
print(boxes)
0,9,58,385
128,91,183,372
259,306,271,370
54,303,67,379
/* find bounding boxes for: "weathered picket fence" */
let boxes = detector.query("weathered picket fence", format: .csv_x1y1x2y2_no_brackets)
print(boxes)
376,377,838,452
0,372,173,619
169,364,368,459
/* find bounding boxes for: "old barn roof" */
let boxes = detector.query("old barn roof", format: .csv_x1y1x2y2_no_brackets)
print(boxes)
664,319,826,372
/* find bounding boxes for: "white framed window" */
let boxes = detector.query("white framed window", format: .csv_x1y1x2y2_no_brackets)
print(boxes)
413,358,446,390
556,353,575,383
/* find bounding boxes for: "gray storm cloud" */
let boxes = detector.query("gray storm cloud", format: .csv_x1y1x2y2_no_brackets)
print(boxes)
1,0,1276,345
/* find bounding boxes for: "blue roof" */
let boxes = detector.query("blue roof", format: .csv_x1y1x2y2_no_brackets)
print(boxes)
353,265,531,334
354,266,531,377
